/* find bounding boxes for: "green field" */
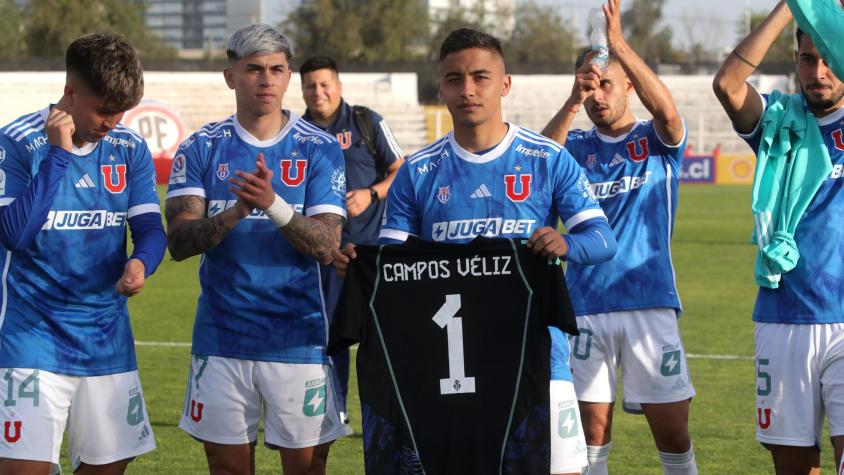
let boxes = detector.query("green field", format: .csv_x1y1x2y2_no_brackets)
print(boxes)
63,185,836,473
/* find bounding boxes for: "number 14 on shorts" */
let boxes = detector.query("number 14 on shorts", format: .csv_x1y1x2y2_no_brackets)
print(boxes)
1,369,39,444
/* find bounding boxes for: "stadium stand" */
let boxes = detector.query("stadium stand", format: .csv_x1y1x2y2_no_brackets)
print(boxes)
0,72,788,155
0,72,429,153
503,74,791,155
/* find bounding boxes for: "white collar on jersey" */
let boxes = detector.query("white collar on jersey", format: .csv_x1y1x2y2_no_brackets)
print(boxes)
816,106,844,127
38,105,103,157
447,123,519,164
232,109,298,147
593,119,647,144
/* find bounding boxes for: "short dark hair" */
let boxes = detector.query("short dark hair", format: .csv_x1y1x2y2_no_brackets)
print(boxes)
438,28,503,62
299,56,339,80
66,33,144,112
796,27,806,48
574,47,617,70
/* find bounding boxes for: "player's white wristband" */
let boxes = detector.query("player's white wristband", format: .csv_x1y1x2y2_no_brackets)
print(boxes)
264,193,294,228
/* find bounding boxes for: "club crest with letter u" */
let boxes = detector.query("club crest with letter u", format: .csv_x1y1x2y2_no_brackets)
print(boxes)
101,164,127,194
281,159,307,187
504,174,531,202
437,186,451,204
626,137,649,162
216,163,229,180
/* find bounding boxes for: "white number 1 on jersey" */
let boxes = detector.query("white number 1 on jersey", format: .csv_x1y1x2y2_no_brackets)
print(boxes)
432,294,476,395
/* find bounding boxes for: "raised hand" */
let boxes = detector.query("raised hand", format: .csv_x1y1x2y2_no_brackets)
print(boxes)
45,105,75,152
603,0,626,53
570,61,603,106
230,152,276,210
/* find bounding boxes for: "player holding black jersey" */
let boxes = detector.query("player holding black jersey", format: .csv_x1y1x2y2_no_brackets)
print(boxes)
334,28,617,475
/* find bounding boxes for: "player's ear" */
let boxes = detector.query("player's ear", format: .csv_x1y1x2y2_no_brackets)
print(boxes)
63,83,75,106
223,67,235,90
501,73,512,98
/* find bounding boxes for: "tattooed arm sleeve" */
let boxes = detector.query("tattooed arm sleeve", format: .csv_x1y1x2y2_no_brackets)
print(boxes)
164,195,248,261
279,212,344,265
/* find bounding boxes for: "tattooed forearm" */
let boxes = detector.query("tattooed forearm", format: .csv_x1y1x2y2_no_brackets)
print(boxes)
165,195,242,261
280,213,344,264
168,214,237,261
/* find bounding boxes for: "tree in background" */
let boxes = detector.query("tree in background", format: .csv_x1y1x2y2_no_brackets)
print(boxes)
284,0,364,62
0,0,26,59
24,0,175,59
744,11,795,66
285,0,427,63
358,0,428,62
428,7,487,61
619,0,680,64
506,1,577,65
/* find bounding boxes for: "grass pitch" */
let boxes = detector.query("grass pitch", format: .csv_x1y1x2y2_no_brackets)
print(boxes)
61,185,836,473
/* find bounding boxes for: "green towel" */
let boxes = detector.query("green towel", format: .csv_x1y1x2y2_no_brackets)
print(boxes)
751,90,832,288
788,0,844,80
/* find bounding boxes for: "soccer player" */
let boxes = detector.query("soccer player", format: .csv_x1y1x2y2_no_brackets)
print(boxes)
165,25,347,475
541,1,697,473
0,33,166,474
713,1,844,473
300,55,405,429
335,27,617,475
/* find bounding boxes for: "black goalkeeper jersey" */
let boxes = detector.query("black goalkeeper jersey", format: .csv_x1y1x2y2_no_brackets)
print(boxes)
329,238,577,474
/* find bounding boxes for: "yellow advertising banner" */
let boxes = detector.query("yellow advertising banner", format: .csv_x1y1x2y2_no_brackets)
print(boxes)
716,153,756,185
424,105,453,143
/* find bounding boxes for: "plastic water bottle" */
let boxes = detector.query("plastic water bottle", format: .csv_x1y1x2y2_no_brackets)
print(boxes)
589,8,609,71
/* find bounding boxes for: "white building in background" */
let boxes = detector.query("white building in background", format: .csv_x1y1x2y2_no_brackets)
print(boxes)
143,0,285,57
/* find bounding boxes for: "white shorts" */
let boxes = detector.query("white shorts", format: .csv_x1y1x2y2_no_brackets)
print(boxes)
550,380,587,474
754,322,844,447
0,369,155,469
179,356,346,449
569,308,695,404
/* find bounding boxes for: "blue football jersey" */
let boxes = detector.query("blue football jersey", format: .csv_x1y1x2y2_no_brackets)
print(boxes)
303,100,403,246
742,94,844,324
565,120,686,316
0,107,161,376
167,111,346,363
381,125,607,381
